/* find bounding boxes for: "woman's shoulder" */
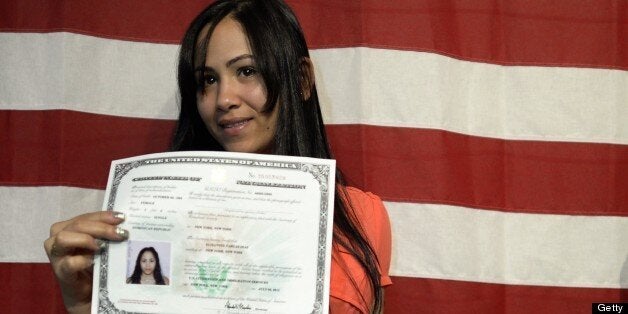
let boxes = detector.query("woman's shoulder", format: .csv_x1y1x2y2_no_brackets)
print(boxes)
342,186,388,224
340,185,391,273
344,186,381,201
330,186,393,312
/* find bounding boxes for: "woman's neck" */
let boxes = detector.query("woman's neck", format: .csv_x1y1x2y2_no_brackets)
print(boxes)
140,273,156,284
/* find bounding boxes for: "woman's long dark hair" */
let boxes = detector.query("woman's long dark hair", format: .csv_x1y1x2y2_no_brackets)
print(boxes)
129,247,166,285
172,0,383,311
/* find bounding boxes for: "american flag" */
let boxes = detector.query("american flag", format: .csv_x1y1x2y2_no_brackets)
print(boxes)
1,0,626,313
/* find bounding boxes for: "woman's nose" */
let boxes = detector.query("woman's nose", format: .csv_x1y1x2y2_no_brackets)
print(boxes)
216,79,241,111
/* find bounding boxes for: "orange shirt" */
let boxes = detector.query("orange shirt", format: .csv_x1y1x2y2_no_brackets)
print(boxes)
329,187,392,313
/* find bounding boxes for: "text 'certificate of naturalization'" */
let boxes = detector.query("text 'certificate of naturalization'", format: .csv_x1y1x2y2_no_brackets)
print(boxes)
91,151,335,314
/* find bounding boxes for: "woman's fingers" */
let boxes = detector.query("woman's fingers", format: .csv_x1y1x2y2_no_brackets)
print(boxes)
55,254,97,283
45,210,128,261
59,254,95,275
45,231,105,260
50,211,125,237
61,219,128,242
43,211,125,312
44,236,97,286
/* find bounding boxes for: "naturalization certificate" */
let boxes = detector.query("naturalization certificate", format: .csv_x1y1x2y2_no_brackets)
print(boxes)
91,151,335,313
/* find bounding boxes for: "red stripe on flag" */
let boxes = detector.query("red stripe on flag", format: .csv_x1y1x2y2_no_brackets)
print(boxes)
2,110,627,216
1,0,625,69
328,125,628,216
0,263,624,314
0,0,209,44
385,276,627,314
0,263,66,314
0,110,174,189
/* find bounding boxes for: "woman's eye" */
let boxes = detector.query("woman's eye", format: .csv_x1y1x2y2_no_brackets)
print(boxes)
203,75,217,85
238,66,257,77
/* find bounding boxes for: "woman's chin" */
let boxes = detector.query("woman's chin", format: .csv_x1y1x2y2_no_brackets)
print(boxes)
222,141,273,154
224,144,260,154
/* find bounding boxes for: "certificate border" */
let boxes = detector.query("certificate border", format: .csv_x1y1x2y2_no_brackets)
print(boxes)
97,155,332,314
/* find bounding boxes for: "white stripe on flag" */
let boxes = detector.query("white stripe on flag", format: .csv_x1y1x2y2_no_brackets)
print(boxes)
0,32,179,119
0,186,105,263
386,201,628,289
2,186,627,290
1,32,627,144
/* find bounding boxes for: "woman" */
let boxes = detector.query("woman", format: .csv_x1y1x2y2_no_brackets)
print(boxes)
126,247,169,285
44,0,391,313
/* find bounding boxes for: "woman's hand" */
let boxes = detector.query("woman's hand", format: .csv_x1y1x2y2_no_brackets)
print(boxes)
43,211,128,314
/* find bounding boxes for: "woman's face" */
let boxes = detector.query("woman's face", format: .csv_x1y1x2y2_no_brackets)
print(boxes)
140,251,156,276
196,17,278,153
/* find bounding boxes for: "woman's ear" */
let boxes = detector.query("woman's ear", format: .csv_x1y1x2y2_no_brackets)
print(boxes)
299,57,315,101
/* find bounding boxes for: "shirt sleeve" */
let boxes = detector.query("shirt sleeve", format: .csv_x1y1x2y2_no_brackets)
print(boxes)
361,189,393,287
329,187,393,313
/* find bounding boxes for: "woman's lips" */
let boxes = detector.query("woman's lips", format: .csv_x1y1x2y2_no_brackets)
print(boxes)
219,117,252,135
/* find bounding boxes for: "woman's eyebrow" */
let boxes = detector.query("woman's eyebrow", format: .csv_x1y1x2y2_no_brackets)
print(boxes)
194,54,254,73
226,54,254,67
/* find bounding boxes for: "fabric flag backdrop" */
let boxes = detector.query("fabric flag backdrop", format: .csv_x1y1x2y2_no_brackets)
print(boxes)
1,0,627,313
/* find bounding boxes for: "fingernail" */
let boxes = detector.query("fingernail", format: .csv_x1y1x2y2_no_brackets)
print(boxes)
112,211,126,221
95,239,107,250
115,227,129,240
